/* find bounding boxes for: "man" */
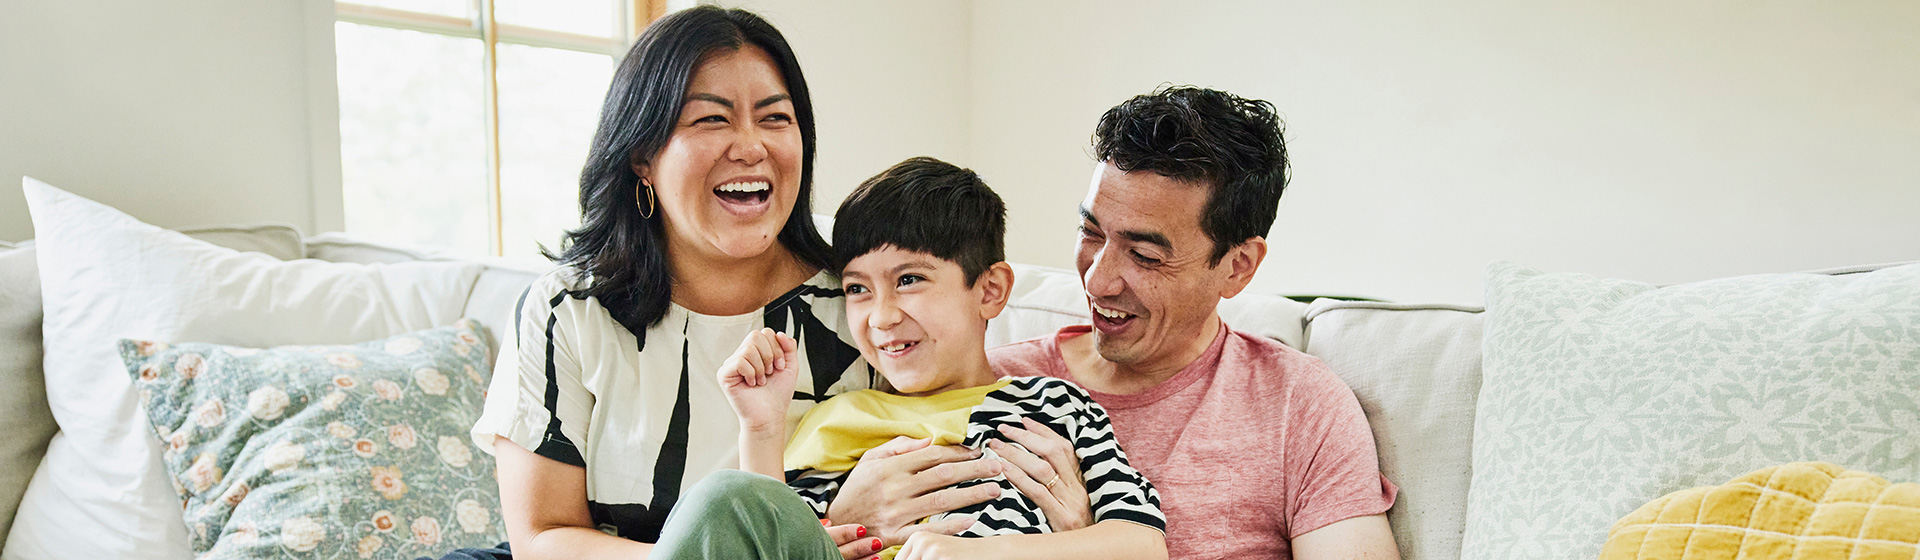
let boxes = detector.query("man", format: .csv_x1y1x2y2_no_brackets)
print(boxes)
829,86,1400,559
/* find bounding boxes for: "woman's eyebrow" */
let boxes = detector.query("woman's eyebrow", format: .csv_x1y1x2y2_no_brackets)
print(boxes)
754,93,790,109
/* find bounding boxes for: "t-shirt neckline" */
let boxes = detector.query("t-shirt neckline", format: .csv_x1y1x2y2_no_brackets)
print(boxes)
1050,321,1229,409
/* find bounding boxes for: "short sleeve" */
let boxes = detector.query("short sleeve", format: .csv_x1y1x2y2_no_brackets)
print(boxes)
471,271,595,467
1053,380,1166,532
1283,362,1397,537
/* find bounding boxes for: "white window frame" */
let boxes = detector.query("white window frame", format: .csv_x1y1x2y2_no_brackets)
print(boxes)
333,0,663,255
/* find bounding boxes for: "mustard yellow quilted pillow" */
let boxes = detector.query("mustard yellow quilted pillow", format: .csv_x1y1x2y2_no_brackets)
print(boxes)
1601,462,1920,559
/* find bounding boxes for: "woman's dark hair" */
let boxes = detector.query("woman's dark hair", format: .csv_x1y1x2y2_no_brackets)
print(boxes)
548,6,832,335
832,157,1006,285
1092,85,1289,266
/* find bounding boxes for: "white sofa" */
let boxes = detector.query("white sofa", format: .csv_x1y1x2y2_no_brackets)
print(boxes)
3,214,1910,560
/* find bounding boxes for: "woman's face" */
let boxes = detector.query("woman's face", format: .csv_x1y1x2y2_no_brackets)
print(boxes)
636,44,803,263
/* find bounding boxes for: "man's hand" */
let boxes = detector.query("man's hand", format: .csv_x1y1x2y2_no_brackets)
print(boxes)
991,417,1092,532
717,328,800,432
826,436,1004,546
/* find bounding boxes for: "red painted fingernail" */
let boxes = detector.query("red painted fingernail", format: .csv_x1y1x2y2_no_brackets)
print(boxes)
821,518,831,526
871,538,883,552
856,525,866,538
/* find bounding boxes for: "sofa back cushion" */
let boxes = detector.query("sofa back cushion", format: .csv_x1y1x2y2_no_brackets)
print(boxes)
1302,300,1485,560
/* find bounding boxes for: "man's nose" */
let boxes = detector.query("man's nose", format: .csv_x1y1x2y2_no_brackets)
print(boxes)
1082,246,1126,298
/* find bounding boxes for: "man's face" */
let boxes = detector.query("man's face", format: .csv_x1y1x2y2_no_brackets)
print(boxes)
1075,161,1236,371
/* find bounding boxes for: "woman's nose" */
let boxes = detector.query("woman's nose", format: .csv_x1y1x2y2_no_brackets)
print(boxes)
728,124,768,165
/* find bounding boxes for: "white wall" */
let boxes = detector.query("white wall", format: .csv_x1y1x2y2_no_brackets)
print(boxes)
966,0,1920,303
723,0,973,214
759,0,1920,304
0,0,340,242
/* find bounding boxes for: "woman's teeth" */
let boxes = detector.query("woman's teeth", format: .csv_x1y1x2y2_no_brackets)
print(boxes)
716,181,770,193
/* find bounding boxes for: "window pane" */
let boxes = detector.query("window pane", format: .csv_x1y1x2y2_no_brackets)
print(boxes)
335,22,490,256
495,0,615,38
341,0,471,19
496,44,614,260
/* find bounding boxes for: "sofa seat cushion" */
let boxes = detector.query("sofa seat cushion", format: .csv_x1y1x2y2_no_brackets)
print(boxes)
1464,261,1920,560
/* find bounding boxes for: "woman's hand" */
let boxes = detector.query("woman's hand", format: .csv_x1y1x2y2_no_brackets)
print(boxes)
990,417,1093,532
823,520,886,560
717,328,800,433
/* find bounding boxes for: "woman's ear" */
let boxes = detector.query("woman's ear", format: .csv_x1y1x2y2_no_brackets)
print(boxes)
978,261,1015,320
629,151,650,182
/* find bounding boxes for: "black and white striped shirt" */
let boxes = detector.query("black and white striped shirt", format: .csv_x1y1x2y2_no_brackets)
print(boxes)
787,376,1166,536
472,267,874,542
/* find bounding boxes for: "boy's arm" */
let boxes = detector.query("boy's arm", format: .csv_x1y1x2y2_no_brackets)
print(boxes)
717,328,800,479
895,520,1166,560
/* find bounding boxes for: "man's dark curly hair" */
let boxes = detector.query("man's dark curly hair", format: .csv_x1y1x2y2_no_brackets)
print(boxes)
1092,85,1288,265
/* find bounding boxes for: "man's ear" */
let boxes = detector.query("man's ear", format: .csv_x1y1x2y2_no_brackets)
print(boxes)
1217,237,1267,299
977,261,1015,321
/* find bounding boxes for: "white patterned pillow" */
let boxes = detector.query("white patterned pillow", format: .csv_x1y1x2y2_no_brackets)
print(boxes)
1462,261,1920,560
120,320,506,559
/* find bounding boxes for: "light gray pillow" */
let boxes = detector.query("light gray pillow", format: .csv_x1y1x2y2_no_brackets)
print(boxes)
1462,261,1920,560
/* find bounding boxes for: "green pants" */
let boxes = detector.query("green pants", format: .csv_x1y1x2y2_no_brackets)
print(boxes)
652,470,843,560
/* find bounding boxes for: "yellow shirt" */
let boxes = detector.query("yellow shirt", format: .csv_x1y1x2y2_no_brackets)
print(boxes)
784,379,1012,472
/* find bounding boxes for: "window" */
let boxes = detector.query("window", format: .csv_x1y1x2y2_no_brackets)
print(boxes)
334,0,664,260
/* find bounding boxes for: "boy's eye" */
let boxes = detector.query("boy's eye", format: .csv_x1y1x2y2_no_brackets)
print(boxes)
844,283,867,295
897,274,924,287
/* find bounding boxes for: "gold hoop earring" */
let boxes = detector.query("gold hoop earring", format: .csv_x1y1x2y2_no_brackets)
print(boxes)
636,179,656,219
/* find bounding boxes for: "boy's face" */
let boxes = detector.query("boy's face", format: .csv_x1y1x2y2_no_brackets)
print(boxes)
841,246,998,397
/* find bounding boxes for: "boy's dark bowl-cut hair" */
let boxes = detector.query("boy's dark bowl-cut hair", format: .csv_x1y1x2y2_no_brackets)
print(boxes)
1093,85,1289,266
833,157,1006,285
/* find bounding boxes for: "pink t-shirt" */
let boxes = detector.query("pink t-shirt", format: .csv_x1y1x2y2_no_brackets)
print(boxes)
988,323,1396,559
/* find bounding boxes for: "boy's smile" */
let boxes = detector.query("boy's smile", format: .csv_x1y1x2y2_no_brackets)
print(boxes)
841,246,1008,398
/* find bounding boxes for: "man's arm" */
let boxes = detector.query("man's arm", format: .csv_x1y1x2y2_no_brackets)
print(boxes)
1291,514,1400,560
895,519,1166,560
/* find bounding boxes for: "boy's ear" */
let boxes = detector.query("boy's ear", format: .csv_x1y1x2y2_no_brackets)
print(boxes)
978,261,1015,320
1216,237,1267,299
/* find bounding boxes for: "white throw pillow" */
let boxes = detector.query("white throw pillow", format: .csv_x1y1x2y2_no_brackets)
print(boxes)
4,178,485,560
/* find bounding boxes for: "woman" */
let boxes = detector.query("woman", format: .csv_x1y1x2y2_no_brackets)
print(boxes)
464,7,879,559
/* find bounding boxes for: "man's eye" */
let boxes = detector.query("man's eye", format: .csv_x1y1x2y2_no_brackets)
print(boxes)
1131,251,1161,265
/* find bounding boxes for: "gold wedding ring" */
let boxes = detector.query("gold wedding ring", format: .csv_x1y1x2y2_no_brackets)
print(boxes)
1045,475,1061,489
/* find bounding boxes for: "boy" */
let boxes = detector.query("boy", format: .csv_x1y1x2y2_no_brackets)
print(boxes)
717,157,1167,559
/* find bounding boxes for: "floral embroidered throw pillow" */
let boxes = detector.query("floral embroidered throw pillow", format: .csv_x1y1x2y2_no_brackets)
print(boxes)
120,319,507,559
